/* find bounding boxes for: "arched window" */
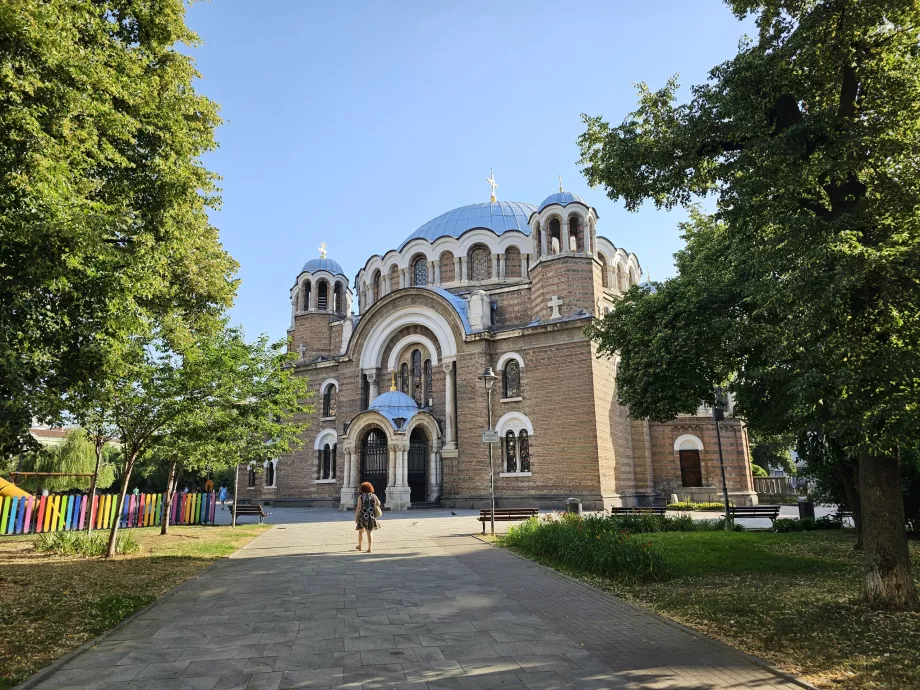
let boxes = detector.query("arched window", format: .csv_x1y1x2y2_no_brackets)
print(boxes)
503,360,521,398
372,270,381,303
534,223,542,256
302,281,311,311
247,465,256,488
469,245,490,281
333,282,345,314
549,218,561,255
424,358,432,406
505,247,522,278
439,251,455,282
322,384,337,417
412,257,428,286
388,264,400,292
505,430,517,473
361,375,370,410
294,292,299,313
264,461,275,488
321,443,332,479
411,349,422,405
400,362,409,394
332,443,337,478
598,254,610,288
317,280,328,311
519,431,530,472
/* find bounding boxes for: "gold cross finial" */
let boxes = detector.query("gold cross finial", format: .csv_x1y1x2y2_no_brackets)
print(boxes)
486,168,498,202
318,242,327,259
390,372,397,392
559,175,564,193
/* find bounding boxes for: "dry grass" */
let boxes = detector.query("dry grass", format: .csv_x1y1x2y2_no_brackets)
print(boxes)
0,524,269,689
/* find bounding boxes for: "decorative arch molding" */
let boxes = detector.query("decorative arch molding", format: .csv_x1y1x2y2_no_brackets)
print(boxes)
496,352,524,372
495,411,534,436
345,413,395,449
357,303,460,370
386,334,440,372
674,434,704,452
405,411,442,442
314,427,338,450
319,378,339,394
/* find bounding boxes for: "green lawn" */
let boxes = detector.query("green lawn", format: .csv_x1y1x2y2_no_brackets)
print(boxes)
0,524,270,690
504,529,920,689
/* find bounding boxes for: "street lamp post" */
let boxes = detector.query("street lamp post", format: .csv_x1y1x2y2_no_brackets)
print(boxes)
713,386,731,530
479,367,499,536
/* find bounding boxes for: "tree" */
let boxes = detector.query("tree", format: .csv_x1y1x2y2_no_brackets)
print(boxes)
16,428,116,493
580,1,920,608
0,0,238,457
750,432,796,476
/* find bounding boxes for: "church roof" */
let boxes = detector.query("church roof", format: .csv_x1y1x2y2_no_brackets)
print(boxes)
399,201,536,250
537,191,586,211
369,390,419,429
301,257,346,276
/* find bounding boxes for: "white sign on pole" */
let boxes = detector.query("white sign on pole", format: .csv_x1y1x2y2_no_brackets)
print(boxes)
481,430,500,444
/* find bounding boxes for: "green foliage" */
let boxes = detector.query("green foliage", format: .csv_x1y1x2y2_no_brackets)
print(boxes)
750,432,796,475
751,463,768,477
501,514,669,584
666,501,730,511
17,429,117,493
0,0,238,456
773,516,844,533
34,531,139,557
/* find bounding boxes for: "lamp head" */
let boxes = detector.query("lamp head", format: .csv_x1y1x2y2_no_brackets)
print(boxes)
479,366,498,393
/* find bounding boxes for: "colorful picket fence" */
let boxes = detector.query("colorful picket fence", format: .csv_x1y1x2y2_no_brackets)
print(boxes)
0,491,218,536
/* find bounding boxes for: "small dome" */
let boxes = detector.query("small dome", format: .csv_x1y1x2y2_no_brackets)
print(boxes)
399,201,536,250
369,390,419,429
538,191,585,212
301,257,346,276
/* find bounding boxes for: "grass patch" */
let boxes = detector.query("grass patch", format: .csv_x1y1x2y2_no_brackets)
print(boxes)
0,524,269,689
503,527,920,689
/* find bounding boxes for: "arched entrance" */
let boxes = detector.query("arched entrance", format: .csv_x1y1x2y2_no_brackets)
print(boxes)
361,427,388,504
408,427,429,504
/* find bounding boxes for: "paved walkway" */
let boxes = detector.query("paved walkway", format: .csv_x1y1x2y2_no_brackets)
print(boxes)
33,509,804,690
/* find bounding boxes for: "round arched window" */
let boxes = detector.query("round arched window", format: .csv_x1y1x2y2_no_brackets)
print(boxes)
413,258,428,286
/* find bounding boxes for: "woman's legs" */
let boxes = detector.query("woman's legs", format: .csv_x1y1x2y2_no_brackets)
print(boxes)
366,529,374,552
357,527,364,550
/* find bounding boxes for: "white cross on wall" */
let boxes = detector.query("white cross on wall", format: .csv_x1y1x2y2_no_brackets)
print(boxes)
548,295,563,319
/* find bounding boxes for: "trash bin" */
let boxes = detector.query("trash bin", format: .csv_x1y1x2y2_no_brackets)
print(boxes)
566,498,582,515
798,498,815,520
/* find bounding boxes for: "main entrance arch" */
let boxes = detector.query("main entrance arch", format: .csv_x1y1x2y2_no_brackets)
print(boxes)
408,427,429,503
361,427,388,505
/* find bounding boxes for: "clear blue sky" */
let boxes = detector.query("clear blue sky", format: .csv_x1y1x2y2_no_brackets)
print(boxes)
184,0,753,343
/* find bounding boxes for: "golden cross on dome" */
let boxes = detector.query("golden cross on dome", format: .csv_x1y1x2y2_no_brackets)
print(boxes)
486,169,498,202
318,242,327,259
559,175,564,193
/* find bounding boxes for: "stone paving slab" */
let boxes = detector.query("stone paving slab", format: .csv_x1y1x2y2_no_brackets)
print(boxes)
27,509,807,689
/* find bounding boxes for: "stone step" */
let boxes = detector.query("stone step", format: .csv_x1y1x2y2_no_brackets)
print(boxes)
407,502,441,510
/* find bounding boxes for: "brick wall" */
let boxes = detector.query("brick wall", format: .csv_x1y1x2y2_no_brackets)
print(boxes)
529,256,599,320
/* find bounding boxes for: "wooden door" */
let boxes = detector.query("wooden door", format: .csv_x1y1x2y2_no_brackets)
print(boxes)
679,450,703,487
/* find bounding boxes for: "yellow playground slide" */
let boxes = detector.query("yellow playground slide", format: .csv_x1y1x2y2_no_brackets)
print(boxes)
0,477,32,498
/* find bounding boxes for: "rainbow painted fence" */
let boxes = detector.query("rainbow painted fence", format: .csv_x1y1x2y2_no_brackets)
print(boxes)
0,491,218,536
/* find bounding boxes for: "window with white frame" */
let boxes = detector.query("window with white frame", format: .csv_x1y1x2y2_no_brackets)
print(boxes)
322,383,337,417
502,430,531,474
263,460,276,488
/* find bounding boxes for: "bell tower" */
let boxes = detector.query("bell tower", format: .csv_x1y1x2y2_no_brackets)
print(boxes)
288,245,353,362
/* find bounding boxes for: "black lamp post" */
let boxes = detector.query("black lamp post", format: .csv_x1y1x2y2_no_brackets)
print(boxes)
713,386,731,530
479,366,499,536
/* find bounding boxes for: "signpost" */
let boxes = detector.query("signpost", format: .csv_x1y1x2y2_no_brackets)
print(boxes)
481,430,500,444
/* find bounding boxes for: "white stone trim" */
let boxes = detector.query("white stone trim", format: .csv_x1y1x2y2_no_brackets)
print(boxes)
263,458,278,488
496,352,524,371
320,378,339,394
314,478,337,484
359,306,459,370
314,428,338,450
386,334,440,372
499,471,532,478
500,396,523,404
495,411,534,436
674,434,704,452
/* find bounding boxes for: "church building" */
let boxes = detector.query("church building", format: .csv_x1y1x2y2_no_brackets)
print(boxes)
240,178,756,510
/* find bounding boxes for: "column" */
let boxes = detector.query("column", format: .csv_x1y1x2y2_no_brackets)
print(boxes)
340,446,358,510
434,261,441,284
350,446,359,487
428,449,440,503
309,284,317,311
454,256,461,283
491,253,499,281
367,371,379,406
400,445,409,487
459,256,467,283
562,219,570,254
387,445,397,492
540,228,548,256
523,255,530,279
400,268,408,288
443,361,456,449
498,254,506,280
383,274,390,294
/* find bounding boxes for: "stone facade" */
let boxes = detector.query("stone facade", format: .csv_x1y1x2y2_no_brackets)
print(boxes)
239,194,756,509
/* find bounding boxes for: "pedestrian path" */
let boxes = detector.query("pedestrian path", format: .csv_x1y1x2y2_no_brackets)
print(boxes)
31,509,805,689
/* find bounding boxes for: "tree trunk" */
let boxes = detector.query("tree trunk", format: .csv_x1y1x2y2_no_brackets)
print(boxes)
858,452,919,610
160,460,178,536
838,459,863,550
106,453,135,558
86,441,103,535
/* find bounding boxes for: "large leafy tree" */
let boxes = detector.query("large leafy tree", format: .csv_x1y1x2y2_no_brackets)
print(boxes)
580,0,920,608
0,0,238,456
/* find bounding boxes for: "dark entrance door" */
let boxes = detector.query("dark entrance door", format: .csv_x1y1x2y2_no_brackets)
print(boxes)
408,427,429,504
679,449,703,487
361,428,388,505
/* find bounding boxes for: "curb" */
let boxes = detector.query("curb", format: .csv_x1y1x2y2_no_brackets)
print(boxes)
14,525,275,690
476,535,818,690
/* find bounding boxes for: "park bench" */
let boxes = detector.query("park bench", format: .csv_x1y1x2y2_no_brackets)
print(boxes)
832,507,854,522
727,505,781,523
610,506,667,515
479,508,538,534
230,504,271,524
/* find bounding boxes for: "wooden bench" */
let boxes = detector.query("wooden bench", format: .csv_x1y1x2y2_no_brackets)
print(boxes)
610,506,667,515
230,504,271,524
727,505,781,523
479,508,538,533
832,507,854,522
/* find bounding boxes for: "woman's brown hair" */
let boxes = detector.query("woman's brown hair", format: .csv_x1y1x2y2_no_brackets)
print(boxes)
359,481,374,494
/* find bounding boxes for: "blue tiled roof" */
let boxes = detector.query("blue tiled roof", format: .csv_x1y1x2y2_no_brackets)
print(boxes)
369,391,419,429
538,192,586,212
399,201,536,250
301,257,346,276
425,286,471,334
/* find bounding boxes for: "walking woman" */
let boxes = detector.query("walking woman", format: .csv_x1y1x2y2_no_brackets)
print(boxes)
355,482,381,552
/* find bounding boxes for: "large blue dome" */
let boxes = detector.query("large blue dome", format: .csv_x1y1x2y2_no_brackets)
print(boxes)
369,390,418,429
301,257,346,276
399,201,536,250
538,192,586,211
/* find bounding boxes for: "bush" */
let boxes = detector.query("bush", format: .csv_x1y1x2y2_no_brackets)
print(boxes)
666,501,728,512
772,516,842,533
606,513,697,533
751,463,768,477
34,531,140,557
501,514,670,584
